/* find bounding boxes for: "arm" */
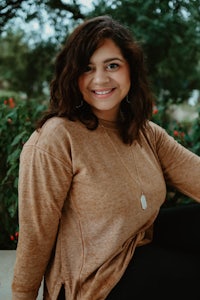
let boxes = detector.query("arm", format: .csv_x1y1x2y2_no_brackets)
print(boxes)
149,122,200,202
12,125,73,299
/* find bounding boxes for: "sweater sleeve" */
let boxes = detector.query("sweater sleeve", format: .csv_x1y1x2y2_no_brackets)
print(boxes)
12,121,73,299
149,122,200,202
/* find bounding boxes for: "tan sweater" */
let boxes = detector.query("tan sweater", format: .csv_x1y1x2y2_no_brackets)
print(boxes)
12,117,200,300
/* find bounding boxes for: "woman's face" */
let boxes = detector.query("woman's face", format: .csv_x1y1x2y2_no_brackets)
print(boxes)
78,39,131,121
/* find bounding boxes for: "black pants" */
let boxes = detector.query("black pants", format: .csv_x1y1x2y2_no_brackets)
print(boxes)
58,204,200,300
106,243,200,300
107,204,200,300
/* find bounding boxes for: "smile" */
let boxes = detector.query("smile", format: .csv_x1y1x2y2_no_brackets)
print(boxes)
93,89,114,95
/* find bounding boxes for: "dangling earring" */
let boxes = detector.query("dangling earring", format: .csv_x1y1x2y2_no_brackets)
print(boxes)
76,100,83,109
126,95,130,103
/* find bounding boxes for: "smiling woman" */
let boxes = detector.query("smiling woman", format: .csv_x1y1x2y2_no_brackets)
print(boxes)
11,15,200,300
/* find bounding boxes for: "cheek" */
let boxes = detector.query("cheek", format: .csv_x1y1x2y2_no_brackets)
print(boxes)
121,74,131,91
126,69,131,84
118,68,131,90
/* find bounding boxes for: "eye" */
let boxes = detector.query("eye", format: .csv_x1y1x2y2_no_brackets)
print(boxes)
107,63,119,71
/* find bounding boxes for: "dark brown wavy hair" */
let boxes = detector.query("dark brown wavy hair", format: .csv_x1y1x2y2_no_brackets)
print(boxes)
37,15,154,144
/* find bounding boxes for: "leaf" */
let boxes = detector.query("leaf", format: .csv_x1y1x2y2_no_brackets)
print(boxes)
11,131,27,146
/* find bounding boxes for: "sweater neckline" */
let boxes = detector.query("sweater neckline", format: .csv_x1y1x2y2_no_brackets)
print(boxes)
98,119,118,129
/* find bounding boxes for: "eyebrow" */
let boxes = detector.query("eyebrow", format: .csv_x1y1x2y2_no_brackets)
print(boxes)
103,57,124,63
89,57,125,64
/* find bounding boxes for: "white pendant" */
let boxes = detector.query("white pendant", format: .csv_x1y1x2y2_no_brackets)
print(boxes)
140,194,147,210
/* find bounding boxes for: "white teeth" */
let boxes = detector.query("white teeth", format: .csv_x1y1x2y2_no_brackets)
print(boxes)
94,89,112,95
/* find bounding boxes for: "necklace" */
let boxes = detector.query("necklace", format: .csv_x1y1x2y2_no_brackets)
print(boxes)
131,149,148,210
100,123,148,210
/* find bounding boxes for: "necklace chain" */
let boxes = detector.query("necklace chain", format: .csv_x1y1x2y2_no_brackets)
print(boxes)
100,124,147,210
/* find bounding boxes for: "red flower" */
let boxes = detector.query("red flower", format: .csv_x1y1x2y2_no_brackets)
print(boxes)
152,105,158,115
153,108,158,114
8,97,15,108
10,235,15,241
173,130,179,137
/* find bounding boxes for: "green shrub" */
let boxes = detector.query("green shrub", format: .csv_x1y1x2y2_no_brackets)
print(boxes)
0,95,47,249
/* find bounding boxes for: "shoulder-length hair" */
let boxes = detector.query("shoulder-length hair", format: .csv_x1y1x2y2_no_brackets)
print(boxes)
37,15,154,144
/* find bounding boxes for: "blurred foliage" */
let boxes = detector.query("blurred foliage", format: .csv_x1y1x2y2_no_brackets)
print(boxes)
0,29,57,98
0,95,47,249
0,0,85,35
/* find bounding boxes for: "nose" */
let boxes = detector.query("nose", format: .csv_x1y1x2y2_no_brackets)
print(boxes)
93,68,109,85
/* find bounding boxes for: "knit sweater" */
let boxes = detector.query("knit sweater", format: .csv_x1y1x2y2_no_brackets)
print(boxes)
12,117,200,300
